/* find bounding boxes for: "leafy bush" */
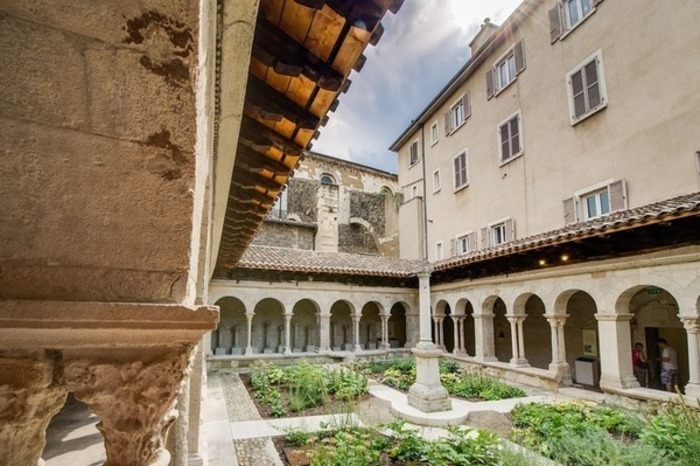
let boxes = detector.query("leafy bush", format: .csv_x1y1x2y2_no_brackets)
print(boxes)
640,398,700,463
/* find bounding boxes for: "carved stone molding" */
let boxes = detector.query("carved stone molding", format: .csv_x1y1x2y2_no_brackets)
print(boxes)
64,346,194,466
0,352,67,466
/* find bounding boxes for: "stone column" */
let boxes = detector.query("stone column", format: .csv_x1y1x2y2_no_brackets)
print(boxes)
64,346,194,466
473,313,497,362
380,316,389,350
283,313,292,355
438,316,445,349
245,313,254,355
454,317,465,354
318,313,331,353
170,374,190,466
408,268,451,412
508,315,528,366
432,316,439,345
353,314,362,352
545,314,571,383
596,313,639,390
507,316,520,364
452,316,460,354
682,317,700,398
187,340,205,466
0,352,68,466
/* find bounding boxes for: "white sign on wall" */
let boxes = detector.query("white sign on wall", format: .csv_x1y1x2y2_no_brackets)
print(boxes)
583,329,598,357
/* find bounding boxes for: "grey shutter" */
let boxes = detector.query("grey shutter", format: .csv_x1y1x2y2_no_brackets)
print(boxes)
444,111,451,136
549,5,563,43
608,180,626,212
463,93,471,120
514,40,525,74
467,232,476,253
480,227,489,249
486,69,495,99
504,219,515,242
563,197,576,225
449,239,456,257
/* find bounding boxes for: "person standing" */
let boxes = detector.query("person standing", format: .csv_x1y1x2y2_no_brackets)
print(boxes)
656,338,679,392
632,342,648,387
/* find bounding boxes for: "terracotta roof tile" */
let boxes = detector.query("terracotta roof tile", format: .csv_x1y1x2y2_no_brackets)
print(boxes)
433,191,700,271
238,246,425,277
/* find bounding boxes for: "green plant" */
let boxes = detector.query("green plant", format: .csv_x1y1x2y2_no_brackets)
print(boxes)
285,427,314,447
640,397,700,462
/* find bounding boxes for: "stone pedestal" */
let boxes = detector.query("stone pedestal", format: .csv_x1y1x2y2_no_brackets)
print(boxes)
407,346,452,413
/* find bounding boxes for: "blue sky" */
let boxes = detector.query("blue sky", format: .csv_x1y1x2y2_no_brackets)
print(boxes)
312,0,523,173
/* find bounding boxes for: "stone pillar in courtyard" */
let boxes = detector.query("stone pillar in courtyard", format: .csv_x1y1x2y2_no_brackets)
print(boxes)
596,313,639,390
682,317,700,398
546,314,572,384
318,313,331,353
473,313,497,362
245,313,254,355
407,267,451,412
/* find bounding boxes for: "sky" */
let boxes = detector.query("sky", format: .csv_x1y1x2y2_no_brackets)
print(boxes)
312,0,524,173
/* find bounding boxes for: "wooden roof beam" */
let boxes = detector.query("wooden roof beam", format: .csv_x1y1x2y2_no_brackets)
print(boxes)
253,17,345,91
236,144,293,176
246,75,320,129
240,115,304,156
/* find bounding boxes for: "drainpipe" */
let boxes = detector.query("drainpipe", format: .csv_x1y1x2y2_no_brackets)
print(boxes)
420,124,429,261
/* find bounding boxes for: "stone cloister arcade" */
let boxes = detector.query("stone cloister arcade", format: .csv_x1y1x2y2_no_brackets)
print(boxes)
208,280,416,356
429,251,700,398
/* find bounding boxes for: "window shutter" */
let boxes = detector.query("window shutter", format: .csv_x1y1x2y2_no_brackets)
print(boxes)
462,94,471,120
549,5,563,43
608,180,627,212
514,40,526,74
467,232,476,253
444,111,451,136
486,69,495,99
504,219,515,242
563,197,576,225
449,239,456,256
480,227,489,249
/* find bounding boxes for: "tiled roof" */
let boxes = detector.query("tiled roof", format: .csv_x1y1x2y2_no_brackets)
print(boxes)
238,246,425,277
434,191,700,271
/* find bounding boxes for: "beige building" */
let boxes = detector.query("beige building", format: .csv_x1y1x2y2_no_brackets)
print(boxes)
390,0,700,398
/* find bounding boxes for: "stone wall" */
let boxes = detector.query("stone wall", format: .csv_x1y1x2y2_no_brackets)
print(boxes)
349,191,386,236
338,224,379,255
286,178,318,223
251,221,315,250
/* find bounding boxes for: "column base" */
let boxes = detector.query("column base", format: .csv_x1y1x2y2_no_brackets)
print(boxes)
549,363,572,385
187,452,204,466
683,382,700,399
408,346,452,413
599,374,640,390
474,355,498,363
510,358,529,367
244,347,253,356
353,344,363,352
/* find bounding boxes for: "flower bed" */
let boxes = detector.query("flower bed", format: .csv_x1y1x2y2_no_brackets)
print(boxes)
510,399,700,466
367,357,526,401
244,361,369,418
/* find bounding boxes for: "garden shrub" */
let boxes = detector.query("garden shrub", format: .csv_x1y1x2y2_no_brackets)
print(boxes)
640,398,700,463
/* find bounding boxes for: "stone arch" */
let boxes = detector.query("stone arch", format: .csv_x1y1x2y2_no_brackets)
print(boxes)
330,300,354,351
455,298,476,356
485,296,511,363
378,185,394,195
291,298,319,352
320,173,336,185
622,285,687,391
360,301,383,349
559,290,599,380
252,298,285,354
212,296,247,355
521,293,552,370
346,217,381,254
389,302,408,348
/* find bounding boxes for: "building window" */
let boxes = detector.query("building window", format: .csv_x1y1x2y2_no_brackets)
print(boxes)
452,151,468,190
486,41,525,98
444,94,470,135
409,140,419,166
430,121,439,145
433,169,441,193
320,174,336,185
549,0,598,43
498,111,522,163
563,179,627,224
565,0,593,28
435,242,443,260
481,219,514,248
452,232,475,256
412,185,418,199
567,50,607,124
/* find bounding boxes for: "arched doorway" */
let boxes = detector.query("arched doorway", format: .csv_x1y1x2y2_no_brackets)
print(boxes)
521,294,552,370
252,298,285,354
360,302,382,349
291,299,318,353
491,297,511,363
330,300,354,351
212,297,246,355
455,299,476,356
389,302,408,348
560,290,598,385
628,286,687,392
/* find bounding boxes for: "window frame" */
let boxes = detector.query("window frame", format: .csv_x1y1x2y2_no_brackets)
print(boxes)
430,121,439,146
560,0,597,40
452,150,469,192
490,222,507,246
566,49,607,125
581,188,610,220
449,94,467,133
432,168,441,193
455,232,474,255
497,110,524,165
319,173,336,185
435,241,444,261
408,139,420,167
573,178,614,221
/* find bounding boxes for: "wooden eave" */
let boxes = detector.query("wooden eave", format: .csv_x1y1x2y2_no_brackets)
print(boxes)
214,0,403,276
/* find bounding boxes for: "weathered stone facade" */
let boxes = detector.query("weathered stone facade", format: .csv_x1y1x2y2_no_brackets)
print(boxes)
251,220,316,250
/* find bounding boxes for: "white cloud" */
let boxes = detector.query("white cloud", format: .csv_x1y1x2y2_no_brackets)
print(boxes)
314,0,523,172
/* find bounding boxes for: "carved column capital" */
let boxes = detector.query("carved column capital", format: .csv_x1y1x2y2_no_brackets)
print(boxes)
64,346,194,466
0,351,67,466
682,317,700,334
